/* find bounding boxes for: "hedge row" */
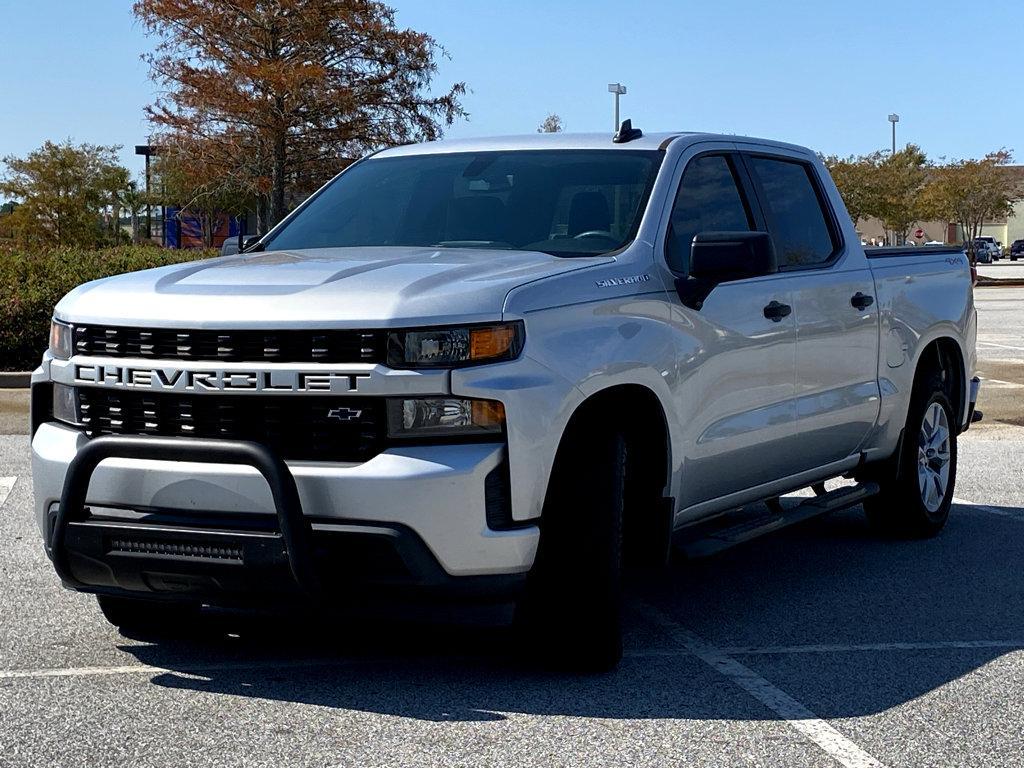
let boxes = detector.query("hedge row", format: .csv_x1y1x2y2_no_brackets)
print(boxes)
1,245,211,371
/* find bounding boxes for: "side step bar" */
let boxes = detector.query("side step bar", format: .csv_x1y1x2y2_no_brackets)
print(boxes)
676,481,880,559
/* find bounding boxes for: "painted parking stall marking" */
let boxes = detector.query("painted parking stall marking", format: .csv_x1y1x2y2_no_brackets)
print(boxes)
0,656,382,682
954,497,1024,523
0,477,14,508
718,639,1024,656
641,604,885,769
978,341,1024,352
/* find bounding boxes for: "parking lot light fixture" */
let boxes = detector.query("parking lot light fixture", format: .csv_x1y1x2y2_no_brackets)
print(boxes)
608,83,627,131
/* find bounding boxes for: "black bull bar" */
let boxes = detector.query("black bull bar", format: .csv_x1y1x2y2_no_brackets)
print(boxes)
50,435,321,594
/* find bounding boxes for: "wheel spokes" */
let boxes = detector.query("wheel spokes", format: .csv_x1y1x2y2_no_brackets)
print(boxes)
931,473,944,507
917,401,951,513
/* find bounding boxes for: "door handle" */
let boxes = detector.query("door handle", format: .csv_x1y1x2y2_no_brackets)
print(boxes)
851,292,874,310
763,300,792,322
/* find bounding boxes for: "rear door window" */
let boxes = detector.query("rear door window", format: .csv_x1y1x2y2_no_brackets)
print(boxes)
746,156,837,268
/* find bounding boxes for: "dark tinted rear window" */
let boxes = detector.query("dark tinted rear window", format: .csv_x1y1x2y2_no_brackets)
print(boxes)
747,157,837,268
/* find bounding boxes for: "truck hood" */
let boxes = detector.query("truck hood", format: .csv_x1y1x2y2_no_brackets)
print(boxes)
55,246,607,328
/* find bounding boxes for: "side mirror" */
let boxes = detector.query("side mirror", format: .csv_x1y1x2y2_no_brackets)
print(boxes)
220,234,263,257
689,231,777,282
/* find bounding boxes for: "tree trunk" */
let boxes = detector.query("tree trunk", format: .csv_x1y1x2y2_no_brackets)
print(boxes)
256,195,269,234
203,213,215,248
958,219,973,263
269,123,287,227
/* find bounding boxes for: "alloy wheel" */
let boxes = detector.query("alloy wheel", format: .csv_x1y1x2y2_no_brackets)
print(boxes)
917,401,951,513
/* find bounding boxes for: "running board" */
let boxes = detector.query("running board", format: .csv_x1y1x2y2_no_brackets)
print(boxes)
676,481,880,559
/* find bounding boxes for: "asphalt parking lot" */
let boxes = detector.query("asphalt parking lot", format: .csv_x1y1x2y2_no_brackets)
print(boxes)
1,288,1023,767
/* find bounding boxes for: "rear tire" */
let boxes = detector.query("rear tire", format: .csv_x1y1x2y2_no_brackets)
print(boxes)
864,374,957,538
515,424,625,672
96,595,201,634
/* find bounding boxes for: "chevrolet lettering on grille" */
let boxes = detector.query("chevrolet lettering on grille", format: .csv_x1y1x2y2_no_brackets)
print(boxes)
73,364,371,393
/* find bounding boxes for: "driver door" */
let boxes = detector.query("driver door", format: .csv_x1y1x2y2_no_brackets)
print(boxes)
660,151,802,512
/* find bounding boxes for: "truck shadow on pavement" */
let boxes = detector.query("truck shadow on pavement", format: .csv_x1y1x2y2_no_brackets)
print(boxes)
120,503,1024,723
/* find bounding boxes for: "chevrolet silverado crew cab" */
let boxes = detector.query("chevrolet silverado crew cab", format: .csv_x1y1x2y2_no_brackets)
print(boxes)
31,124,980,669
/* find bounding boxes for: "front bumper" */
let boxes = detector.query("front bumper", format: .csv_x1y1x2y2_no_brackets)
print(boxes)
32,422,539,601
45,507,527,604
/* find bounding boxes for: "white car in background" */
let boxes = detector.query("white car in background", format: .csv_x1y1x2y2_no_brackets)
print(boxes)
976,236,1002,260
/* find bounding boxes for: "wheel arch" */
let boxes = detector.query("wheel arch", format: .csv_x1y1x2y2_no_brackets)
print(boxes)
912,335,967,427
556,383,671,487
548,383,674,567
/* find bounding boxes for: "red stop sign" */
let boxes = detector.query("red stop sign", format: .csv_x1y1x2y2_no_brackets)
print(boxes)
914,228,925,239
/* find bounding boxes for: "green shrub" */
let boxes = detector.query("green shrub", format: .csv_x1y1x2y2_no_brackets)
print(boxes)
1,245,211,371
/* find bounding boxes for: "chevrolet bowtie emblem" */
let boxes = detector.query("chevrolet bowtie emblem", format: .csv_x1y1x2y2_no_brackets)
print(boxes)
326,407,363,422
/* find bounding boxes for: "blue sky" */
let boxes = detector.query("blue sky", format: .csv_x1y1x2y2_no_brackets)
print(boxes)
1,0,1019,179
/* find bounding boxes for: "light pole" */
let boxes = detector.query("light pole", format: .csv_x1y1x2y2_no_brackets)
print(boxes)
888,113,900,154
608,83,627,131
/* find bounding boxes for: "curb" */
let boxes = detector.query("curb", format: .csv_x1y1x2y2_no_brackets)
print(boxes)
977,277,1024,288
0,372,31,389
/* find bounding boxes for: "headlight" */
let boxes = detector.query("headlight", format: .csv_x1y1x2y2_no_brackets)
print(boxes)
387,322,524,368
49,319,73,360
387,398,505,439
52,384,81,426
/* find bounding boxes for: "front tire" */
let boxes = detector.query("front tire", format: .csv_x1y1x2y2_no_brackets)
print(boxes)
515,425,625,671
865,376,957,537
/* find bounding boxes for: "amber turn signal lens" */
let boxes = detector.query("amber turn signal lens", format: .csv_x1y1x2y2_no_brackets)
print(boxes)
471,399,506,428
469,325,517,360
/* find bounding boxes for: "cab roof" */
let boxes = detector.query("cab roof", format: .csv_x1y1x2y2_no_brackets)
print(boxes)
373,131,812,157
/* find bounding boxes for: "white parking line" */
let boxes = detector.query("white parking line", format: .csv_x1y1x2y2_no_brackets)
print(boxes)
977,377,1023,388
0,656,377,681
719,640,1024,656
953,497,1024,523
0,477,14,509
978,341,1024,352
641,605,885,768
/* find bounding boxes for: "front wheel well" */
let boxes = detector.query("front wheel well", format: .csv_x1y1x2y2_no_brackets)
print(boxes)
551,385,672,569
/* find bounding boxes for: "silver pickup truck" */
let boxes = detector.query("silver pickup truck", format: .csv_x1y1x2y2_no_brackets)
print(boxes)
31,125,979,669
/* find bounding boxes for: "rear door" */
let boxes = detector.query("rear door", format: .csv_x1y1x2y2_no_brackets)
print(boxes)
740,149,880,469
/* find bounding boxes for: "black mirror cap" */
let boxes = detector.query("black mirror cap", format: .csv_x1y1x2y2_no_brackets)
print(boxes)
688,231,777,283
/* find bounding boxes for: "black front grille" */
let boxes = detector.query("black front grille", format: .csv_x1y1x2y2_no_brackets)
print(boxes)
72,325,386,364
78,388,384,462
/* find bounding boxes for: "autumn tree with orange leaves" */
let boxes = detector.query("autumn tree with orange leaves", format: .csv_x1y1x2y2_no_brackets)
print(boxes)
134,0,466,229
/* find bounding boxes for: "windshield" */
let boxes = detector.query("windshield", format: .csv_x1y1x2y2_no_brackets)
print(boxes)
265,150,662,257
